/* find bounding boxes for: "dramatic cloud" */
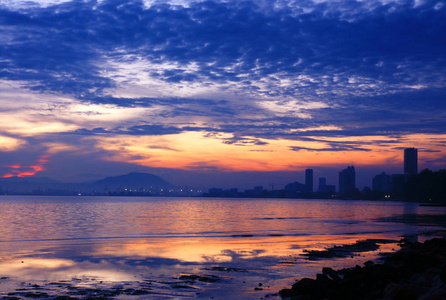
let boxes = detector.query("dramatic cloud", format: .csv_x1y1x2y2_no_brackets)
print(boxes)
0,0,445,188
2,155,49,178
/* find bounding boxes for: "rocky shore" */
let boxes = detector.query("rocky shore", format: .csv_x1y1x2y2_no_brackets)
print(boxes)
280,238,446,300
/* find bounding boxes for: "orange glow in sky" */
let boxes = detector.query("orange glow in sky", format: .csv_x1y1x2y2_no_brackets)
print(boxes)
0,0,445,189
94,132,446,173
2,155,50,178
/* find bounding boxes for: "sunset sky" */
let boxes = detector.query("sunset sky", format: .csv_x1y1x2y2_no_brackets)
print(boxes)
0,0,445,190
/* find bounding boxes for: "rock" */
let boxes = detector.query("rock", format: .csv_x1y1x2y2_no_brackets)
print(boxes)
418,287,446,300
440,268,446,283
279,238,446,300
383,283,417,300
291,278,317,295
278,288,294,298
364,260,374,267
315,273,332,286
322,267,335,276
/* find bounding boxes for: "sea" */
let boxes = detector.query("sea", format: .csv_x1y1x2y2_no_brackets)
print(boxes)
0,196,444,299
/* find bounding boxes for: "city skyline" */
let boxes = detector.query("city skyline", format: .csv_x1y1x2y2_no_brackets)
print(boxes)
216,147,420,193
0,0,445,190
0,147,423,195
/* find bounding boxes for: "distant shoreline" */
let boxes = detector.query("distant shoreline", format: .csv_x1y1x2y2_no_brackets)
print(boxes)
0,193,434,203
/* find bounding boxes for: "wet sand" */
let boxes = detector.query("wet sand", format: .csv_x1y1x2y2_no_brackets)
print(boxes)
0,199,444,299
0,234,443,299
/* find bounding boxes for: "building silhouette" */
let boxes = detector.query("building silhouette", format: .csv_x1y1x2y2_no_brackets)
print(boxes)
318,177,326,192
305,169,313,193
318,177,335,193
404,147,418,176
285,181,305,192
339,166,355,195
391,174,405,198
372,172,391,192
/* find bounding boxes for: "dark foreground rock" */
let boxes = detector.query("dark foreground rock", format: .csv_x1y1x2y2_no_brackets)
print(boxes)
301,239,398,260
280,238,446,300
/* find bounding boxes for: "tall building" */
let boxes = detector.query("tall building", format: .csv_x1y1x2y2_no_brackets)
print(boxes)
305,169,313,193
339,166,355,195
318,177,335,193
318,177,326,192
372,172,391,192
391,174,405,197
404,148,418,176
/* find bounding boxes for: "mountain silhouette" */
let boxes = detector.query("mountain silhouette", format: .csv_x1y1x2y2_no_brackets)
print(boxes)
89,172,174,192
0,172,174,195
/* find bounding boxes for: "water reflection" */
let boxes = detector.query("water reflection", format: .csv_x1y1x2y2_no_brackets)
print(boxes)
0,196,443,299
0,236,396,299
0,196,427,241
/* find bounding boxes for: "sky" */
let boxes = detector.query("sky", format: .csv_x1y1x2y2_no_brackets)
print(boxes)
0,0,445,190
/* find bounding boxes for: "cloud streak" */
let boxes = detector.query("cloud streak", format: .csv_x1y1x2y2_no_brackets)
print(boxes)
2,155,49,178
0,0,445,186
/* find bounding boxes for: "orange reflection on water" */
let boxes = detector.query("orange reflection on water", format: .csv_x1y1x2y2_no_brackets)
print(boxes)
0,232,401,284
92,232,400,265
0,257,137,282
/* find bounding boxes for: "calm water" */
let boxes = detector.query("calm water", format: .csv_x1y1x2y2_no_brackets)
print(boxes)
0,196,444,299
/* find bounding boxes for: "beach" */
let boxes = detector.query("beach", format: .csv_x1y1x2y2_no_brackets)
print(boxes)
1,235,445,299
0,196,445,299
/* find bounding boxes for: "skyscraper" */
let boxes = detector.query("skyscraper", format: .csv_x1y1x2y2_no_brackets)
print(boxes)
339,166,355,195
372,172,391,192
404,147,418,176
305,168,313,193
318,177,326,192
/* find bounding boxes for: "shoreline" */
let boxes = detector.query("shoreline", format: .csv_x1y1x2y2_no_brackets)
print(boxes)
0,236,442,299
0,197,443,299
279,237,446,299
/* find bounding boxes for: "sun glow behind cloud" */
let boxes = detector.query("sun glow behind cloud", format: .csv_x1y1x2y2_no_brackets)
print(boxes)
91,131,442,173
0,136,25,152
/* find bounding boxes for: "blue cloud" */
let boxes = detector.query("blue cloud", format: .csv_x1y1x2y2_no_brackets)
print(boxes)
1,0,445,144
1,0,444,96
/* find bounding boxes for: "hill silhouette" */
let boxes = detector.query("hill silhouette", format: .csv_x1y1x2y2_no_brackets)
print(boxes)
0,172,175,195
89,172,174,192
